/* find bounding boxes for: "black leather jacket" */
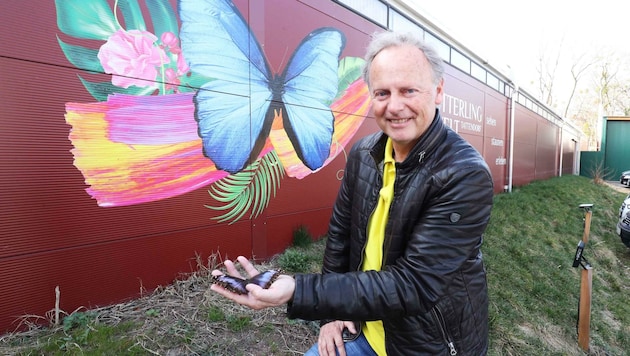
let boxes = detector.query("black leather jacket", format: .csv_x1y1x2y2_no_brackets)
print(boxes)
288,110,494,355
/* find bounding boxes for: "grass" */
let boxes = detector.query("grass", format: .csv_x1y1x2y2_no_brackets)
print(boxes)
1,175,629,355
485,175,630,355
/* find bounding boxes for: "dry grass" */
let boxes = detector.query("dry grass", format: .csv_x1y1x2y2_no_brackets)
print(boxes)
589,160,615,185
0,254,319,355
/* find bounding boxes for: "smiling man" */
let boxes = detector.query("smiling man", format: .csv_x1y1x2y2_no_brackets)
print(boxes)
365,39,443,163
211,31,495,356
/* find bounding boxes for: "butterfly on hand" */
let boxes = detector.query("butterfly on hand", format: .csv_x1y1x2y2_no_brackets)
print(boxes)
212,269,282,295
179,0,346,174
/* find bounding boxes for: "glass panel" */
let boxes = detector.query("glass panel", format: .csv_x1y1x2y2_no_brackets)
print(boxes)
337,0,388,26
424,32,450,61
450,49,470,73
389,10,424,36
471,61,486,82
487,73,499,91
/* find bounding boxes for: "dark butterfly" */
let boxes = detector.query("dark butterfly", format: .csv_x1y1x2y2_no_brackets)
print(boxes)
212,269,282,295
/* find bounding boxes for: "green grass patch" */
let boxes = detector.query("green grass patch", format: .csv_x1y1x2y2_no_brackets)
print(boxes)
485,175,630,355
277,227,327,273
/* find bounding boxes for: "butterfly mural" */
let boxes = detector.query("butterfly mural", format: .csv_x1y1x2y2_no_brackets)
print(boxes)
58,0,371,222
179,0,345,174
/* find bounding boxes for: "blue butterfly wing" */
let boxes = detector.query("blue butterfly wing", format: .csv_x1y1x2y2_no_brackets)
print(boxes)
281,28,346,170
179,0,273,173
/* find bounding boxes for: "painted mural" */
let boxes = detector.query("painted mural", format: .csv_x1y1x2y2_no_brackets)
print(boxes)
56,0,370,222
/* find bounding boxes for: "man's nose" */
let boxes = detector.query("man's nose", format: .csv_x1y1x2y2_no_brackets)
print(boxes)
387,93,405,114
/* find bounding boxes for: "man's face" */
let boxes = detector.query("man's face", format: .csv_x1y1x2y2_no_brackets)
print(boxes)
368,45,444,160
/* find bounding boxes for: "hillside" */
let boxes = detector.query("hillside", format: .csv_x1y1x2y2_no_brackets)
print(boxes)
485,175,629,355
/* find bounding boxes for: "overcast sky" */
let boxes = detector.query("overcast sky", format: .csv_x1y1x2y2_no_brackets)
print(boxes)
407,0,630,94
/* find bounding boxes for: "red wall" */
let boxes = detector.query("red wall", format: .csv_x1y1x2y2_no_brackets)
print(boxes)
441,67,509,191
0,0,578,333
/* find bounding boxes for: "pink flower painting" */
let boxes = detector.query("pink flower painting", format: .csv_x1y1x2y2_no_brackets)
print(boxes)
97,29,169,89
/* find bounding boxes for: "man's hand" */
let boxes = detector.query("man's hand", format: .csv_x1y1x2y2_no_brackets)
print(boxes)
210,256,295,310
318,320,357,356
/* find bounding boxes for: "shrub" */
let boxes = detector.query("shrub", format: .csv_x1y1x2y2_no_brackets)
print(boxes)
292,225,312,248
277,249,311,273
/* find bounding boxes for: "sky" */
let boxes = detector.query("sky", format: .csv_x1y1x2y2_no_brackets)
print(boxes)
405,0,630,96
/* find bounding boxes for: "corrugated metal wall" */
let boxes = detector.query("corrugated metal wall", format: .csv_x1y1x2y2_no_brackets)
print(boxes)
580,117,630,180
604,118,630,178
0,0,579,333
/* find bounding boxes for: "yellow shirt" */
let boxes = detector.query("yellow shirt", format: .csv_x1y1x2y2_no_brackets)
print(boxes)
362,138,395,356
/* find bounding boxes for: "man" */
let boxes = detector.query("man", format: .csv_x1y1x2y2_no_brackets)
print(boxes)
211,31,494,355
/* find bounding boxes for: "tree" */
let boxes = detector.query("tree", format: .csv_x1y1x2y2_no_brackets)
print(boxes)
536,39,563,108
532,39,630,150
562,53,596,118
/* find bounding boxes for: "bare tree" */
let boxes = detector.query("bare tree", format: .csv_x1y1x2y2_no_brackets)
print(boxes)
536,39,563,108
595,60,617,114
562,53,597,117
595,56,630,116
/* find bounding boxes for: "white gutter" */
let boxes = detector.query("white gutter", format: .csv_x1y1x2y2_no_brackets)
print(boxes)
508,85,517,193
558,124,564,177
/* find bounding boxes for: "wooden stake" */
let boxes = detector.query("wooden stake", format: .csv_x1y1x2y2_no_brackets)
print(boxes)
577,267,592,351
576,203,593,351
582,209,592,243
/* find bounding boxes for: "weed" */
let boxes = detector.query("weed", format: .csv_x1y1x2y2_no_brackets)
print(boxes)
278,227,326,273
62,311,96,332
206,305,225,322
589,159,614,184
145,308,159,317
292,225,313,248
226,315,251,332
277,248,312,273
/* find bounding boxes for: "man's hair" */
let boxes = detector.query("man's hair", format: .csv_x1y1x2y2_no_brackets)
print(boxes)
362,31,445,88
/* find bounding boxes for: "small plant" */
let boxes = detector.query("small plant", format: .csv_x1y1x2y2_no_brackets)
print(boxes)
292,225,313,248
589,159,613,184
206,305,225,322
145,308,159,317
55,311,99,350
62,311,96,332
226,315,251,332
277,248,311,273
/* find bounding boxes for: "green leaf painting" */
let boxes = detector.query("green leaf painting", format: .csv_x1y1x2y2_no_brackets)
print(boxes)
55,0,119,40
207,151,285,224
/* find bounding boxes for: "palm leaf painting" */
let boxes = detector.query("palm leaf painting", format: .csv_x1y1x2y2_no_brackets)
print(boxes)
207,150,285,223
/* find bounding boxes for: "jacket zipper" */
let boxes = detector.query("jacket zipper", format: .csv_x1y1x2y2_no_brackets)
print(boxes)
431,306,457,355
381,150,425,261
359,168,382,270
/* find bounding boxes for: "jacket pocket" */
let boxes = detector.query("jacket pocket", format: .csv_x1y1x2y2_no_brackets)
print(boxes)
342,321,362,342
431,306,458,355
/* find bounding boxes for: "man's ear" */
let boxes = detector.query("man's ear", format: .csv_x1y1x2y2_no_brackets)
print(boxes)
434,78,445,106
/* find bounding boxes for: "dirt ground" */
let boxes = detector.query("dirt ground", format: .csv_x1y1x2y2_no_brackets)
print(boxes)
0,256,320,355
605,180,630,194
